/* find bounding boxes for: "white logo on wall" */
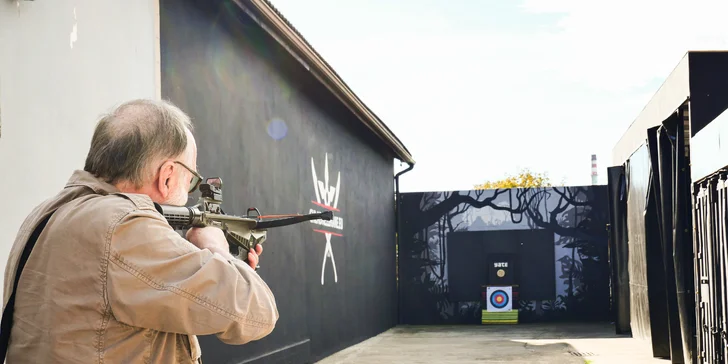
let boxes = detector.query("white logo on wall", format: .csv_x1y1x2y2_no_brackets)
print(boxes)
311,153,344,285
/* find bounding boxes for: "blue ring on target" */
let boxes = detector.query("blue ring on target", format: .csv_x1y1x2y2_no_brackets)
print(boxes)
490,289,509,309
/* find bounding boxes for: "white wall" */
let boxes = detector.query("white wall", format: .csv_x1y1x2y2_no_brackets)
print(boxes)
0,0,160,289
691,108,728,182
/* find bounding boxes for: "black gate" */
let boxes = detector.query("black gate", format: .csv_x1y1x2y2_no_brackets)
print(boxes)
693,173,728,363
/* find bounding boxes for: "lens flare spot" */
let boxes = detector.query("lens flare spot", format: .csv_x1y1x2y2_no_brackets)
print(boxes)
267,118,288,140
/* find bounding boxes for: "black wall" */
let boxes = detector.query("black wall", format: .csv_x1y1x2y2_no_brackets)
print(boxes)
688,52,728,137
397,186,611,325
606,51,728,364
607,166,630,334
447,229,555,302
608,110,696,363
623,142,673,359
160,1,398,362
624,144,659,345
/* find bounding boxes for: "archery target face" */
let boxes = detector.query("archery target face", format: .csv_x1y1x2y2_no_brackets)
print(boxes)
486,286,512,312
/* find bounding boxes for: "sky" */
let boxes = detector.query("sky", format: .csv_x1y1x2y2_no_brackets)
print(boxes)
268,0,728,193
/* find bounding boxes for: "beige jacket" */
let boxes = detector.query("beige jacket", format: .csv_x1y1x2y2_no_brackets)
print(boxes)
2,170,279,363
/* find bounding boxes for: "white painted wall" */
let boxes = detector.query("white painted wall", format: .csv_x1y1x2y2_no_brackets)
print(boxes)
691,108,728,182
0,0,160,289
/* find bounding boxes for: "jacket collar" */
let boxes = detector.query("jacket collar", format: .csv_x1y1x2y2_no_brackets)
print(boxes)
64,170,120,195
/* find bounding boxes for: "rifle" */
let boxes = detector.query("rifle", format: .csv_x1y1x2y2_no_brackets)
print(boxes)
154,177,333,269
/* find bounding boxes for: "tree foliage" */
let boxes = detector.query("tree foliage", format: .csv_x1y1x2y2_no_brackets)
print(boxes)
474,168,553,190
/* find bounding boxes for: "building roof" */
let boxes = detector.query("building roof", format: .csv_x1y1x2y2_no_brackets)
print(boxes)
611,52,690,165
611,51,728,166
231,0,415,165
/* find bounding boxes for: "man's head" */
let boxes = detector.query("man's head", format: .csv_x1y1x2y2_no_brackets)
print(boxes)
83,99,200,206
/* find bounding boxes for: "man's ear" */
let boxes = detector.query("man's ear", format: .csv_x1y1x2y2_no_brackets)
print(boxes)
157,161,176,199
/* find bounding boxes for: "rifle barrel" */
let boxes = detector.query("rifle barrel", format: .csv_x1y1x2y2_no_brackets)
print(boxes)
155,203,333,230
254,210,333,229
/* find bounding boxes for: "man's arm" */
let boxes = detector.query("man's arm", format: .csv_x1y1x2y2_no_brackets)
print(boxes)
105,209,279,344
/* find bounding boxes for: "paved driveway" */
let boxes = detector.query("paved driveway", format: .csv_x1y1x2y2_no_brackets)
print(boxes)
316,323,669,364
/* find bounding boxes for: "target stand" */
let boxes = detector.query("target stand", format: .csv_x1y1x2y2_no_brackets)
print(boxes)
481,286,519,325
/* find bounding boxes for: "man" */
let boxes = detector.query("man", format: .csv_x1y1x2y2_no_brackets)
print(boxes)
2,99,279,363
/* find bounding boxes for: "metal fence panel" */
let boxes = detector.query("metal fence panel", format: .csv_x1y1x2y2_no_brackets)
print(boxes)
693,175,728,363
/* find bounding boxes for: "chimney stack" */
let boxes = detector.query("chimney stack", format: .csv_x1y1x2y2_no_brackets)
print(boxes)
591,154,598,185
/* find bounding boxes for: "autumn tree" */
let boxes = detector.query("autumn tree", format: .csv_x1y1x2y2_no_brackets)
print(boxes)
474,168,553,190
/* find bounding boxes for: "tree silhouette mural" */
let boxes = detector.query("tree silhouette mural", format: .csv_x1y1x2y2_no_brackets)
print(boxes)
398,185,609,324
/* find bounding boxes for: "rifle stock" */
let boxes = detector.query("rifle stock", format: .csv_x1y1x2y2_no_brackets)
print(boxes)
154,177,333,269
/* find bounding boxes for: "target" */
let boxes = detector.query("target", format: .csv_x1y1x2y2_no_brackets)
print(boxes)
486,286,512,312
490,290,509,308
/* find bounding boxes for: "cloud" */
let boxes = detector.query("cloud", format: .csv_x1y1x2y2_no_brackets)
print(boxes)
266,0,728,191
519,0,728,92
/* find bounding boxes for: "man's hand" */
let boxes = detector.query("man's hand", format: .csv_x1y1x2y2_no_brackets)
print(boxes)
186,226,263,270
186,226,233,260
246,244,263,271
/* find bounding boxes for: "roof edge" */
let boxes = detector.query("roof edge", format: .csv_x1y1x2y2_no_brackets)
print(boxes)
231,0,415,165
610,51,691,165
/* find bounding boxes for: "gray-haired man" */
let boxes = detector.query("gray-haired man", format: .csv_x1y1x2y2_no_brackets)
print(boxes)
2,99,279,363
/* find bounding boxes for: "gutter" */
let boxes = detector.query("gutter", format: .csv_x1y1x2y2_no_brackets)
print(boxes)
232,0,415,165
394,162,415,199
394,161,414,243
393,161,414,325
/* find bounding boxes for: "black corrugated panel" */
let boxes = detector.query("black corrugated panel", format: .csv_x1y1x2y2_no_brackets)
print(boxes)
615,100,701,362
655,121,683,362
669,111,696,364
693,174,728,364
621,111,697,363
647,111,701,364
607,166,630,334
645,126,675,360
626,144,655,342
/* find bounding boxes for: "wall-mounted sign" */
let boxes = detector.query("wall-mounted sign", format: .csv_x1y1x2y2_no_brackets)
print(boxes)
310,153,344,285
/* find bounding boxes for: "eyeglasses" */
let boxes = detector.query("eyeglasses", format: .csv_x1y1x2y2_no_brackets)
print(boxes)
174,161,203,193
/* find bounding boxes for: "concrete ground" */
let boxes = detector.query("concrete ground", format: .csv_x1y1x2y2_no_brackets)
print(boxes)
316,323,668,364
